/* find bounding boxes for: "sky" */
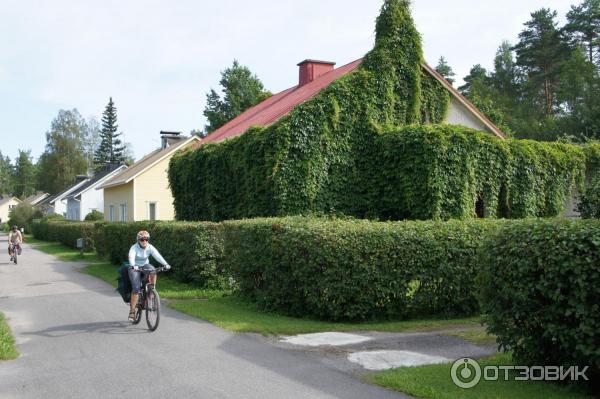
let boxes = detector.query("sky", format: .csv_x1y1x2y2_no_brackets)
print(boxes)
0,0,573,163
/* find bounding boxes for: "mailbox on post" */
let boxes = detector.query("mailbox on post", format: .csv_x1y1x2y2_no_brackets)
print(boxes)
76,238,84,255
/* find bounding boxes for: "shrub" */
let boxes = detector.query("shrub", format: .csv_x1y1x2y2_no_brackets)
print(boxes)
222,217,498,321
31,220,95,251
577,174,600,218
43,214,65,221
84,210,104,221
8,203,42,233
479,219,600,382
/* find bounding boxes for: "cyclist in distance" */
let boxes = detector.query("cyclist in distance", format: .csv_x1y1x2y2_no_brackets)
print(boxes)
8,225,23,262
128,230,170,322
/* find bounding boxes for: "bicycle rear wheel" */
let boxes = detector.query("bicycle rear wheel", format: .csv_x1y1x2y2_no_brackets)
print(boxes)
145,288,160,331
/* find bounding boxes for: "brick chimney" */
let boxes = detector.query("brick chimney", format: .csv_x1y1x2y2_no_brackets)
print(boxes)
297,60,335,86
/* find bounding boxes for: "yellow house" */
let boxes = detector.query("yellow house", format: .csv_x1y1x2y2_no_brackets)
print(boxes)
0,196,22,225
98,132,200,222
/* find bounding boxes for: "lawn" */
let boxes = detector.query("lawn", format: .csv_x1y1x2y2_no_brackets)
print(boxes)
0,313,19,360
170,297,481,335
367,352,592,399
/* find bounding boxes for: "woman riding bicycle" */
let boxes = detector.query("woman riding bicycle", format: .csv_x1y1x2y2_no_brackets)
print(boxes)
8,225,23,262
127,230,170,322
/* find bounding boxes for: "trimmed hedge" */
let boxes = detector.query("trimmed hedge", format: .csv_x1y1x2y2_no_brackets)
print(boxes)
222,217,499,321
480,219,600,381
100,221,223,287
30,221,95,251
32,220,224,288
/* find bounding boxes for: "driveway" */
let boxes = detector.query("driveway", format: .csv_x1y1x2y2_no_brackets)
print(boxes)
0,234,409,399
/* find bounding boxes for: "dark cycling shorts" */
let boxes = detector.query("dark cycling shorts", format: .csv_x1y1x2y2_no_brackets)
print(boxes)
128,264,155,293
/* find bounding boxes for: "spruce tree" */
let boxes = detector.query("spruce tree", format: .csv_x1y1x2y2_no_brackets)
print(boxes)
94,97,125,171
435,56,456,85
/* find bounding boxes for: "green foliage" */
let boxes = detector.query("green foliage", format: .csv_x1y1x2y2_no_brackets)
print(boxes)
434,56,456,85
30,220,95,251
8,203,42,232
564,0,600,66
0,152,12,195
83,209,104,221
577,173,600,217
36,109,89,195
0,312,19,360
171,120,586,222
514,8,571,117
203,60,271,133
479,219,600,383
100,221,224,287
12,150,37,198
93,97,125,171
40,221,226,288
170,0,454,221
222,217,498,321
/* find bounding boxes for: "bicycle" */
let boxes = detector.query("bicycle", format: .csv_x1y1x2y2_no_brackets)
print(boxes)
130,265,168,331
8,243,19,265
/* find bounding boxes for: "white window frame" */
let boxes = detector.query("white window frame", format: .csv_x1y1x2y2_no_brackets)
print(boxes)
147,202,158,221
109,205,114,222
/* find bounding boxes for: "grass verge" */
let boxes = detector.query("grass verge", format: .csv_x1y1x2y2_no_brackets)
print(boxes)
0,313,19,360
366,352,592,399
170,297,481,335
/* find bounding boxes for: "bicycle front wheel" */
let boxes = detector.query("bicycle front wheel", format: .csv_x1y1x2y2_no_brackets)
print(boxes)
145,288,160,331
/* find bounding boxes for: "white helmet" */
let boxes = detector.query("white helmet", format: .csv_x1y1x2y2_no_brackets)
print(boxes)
136,230,150,241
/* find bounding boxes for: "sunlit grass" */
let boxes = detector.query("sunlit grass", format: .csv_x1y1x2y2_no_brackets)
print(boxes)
0,313,19,360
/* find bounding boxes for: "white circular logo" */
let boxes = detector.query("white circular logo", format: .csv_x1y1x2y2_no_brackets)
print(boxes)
451,358,482,389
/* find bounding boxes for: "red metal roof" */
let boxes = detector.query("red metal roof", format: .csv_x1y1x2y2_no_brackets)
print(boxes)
199,58,505,145
201,58,363,144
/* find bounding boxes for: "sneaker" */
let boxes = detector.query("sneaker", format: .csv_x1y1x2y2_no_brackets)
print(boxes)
128,310,136,322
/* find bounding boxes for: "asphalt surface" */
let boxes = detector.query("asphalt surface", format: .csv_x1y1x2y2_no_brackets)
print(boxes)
0,234,411,399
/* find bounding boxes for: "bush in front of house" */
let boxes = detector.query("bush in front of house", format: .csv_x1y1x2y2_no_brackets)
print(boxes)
84,210,104,221
222,217,499,321
479,219,600,381
8,203,43,233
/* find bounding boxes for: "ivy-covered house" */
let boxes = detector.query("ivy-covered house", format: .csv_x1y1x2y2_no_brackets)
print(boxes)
170,0,585,222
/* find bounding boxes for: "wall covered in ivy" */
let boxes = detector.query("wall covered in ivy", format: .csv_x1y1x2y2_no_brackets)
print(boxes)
169,0,588,222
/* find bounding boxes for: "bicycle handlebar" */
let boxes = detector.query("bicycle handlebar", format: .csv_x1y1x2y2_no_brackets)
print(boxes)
129,266,169,273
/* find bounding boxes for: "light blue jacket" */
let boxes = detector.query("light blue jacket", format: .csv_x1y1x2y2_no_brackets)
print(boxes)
128,243,168,267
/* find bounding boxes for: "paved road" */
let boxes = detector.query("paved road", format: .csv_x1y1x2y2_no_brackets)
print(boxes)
0,234,408,399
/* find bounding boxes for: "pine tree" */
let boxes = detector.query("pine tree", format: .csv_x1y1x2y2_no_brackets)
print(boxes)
94,97,125,170
564,0,600,66
513,9,571,116
435,56,456,85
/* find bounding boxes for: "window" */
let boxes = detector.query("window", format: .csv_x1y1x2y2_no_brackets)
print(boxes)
148,202,157,221
109,205,114,222
120,203,127,222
